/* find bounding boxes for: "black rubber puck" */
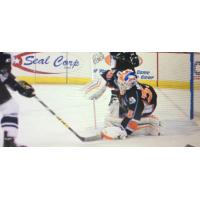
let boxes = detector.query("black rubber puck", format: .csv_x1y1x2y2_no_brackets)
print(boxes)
185,144,195,147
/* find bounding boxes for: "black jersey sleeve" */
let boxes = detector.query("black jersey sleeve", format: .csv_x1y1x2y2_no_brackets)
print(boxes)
4,74,20,91
125,87,144,120
4,74,35,97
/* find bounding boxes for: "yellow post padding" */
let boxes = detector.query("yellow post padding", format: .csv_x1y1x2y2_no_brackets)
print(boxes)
16,76,200,90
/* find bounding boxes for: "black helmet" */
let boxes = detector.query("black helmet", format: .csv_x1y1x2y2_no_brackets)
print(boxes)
110,52,139,69
110,52,125,61
0,52,12,70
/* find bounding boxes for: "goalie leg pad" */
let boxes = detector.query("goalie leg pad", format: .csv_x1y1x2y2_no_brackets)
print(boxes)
135,124,160,136
122,117,160,136
140,115,160,126
101,126,127,140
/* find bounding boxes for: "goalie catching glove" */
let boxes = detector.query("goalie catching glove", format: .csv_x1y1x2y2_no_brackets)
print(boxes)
17,80,35,98
83,77,107,100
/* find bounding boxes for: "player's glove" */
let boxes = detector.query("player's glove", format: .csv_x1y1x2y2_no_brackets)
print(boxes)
17,81,35,98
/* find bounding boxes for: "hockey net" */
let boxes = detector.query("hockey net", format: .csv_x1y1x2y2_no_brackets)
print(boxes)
153,52,191,122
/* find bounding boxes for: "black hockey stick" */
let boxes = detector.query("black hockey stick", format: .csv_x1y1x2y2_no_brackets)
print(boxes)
34,96,101,142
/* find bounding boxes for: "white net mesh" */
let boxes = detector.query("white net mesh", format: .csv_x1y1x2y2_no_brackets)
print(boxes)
156,53,191,121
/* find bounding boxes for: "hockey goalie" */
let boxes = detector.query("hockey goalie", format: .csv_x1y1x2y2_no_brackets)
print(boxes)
84,69,160,140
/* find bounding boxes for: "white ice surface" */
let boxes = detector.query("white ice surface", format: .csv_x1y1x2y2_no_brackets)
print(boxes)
1,85,200,147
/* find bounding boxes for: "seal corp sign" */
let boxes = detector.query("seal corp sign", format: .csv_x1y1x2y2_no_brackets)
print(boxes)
13,52,80,74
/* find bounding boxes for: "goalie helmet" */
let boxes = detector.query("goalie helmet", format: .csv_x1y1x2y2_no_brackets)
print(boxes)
117,69,137,95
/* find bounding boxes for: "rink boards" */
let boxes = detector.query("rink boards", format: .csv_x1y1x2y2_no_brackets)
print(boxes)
11,52,200,90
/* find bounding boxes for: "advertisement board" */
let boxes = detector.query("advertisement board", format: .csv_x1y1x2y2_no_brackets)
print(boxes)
11,52,192,88
12,52,92,84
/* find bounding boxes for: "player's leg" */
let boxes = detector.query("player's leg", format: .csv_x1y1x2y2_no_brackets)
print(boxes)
0,81,12,105
0,96,25,147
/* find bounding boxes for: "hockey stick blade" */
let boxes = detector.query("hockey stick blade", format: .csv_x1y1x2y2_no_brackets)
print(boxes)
67,127,101,142
83,135,102,142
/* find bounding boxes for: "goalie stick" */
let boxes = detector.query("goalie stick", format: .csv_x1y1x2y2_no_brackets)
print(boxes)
93,99,97,129
34,95,101,142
